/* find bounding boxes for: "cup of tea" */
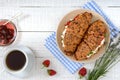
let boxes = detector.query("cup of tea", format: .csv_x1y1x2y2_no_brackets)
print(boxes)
2,45,35,78
0,19,17,46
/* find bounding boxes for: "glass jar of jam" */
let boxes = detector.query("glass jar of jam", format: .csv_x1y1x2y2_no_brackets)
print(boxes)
0,19,17,46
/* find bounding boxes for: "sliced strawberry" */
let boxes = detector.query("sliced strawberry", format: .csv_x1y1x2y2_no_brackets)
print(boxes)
7,34,13,39
65,21,71,26
98,36,105,45
42,60,50,67
78,67,87,77
47,69,56,76
0,33,4,39
73,14,79,20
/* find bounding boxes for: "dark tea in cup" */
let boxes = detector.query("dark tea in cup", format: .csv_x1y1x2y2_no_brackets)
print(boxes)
6,50,26,71
3,46,35,78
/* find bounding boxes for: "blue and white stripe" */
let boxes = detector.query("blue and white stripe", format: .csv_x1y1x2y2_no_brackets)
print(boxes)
83,0,120,39
45,0,120,74
45,32,82,74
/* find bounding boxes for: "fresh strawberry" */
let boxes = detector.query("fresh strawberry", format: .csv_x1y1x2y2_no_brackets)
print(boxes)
47,69,56,76
78,67,87,78
42,60,50,67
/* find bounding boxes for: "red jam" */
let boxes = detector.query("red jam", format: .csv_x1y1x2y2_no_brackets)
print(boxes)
0,20,17,46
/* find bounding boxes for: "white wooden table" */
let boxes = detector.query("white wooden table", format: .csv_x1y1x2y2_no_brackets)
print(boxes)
0,0,120,80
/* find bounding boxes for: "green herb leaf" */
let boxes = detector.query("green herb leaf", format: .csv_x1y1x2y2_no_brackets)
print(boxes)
87,51,93,56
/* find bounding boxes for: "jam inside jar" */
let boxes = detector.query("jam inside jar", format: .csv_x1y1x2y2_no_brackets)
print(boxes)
0,19,17,46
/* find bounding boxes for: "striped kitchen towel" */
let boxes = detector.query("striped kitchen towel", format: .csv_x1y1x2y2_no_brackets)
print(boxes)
45,0,120,74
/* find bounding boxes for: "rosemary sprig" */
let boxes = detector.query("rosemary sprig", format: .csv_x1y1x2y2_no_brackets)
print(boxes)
87,36,120,80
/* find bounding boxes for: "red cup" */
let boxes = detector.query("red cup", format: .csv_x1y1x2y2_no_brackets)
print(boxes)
0,19,17,46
